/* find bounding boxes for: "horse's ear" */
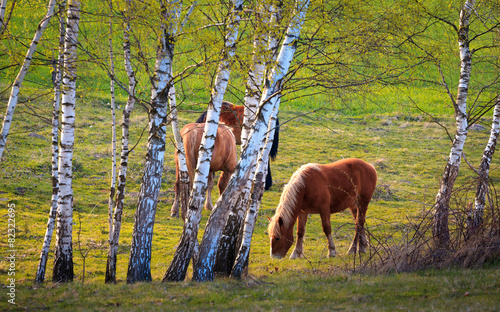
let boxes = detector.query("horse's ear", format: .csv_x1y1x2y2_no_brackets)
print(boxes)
278,217,284,227
267,216,271,222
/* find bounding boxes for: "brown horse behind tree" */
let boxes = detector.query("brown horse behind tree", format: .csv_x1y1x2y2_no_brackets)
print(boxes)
171,123,237,218
196,101,279,190
268,158,377,259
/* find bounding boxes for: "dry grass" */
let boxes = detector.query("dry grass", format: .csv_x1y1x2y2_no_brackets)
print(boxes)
360,185,500,273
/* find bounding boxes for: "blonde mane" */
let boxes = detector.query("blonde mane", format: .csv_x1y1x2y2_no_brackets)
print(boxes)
268,164,320,237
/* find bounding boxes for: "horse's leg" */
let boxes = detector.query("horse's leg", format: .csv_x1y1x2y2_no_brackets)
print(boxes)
319,208,336,257
217,171,231,194
347,206,359,254
204,172,215,211
356,200,369,253
171,155,180,218
290,212,308,259
348,202,368,254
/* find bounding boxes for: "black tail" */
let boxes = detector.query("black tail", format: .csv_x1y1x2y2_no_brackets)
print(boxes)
269,117,279,161
265,117,279,190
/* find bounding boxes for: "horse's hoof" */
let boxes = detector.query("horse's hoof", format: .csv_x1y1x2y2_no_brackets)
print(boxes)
327,250,336,258
347,247,357,255
171,212,179,218
289,251,303,259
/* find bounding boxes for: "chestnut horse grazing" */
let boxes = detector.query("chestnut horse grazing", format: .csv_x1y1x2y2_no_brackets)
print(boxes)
268,158,377,259
196,101,279,190
172,123,237,216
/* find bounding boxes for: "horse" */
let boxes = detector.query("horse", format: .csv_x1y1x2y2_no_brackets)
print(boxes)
267,158,377,259
196,101,279,190
171,123,237,218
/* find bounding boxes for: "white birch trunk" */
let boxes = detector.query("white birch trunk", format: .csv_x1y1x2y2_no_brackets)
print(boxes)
35,0,66,283
0,0,57,160
127,0,180,283
241,1,282,146
53,0,80,283
0,0,7,32
214,3,278,276
240,5,270,147
107,0,117,242
231,105,279,279
468,96,500,234
169,81,190,219
169,2,195,219
433,0,474,248
163,0,243,282
105,0,130,284
193,0,309,282
214,151,256,275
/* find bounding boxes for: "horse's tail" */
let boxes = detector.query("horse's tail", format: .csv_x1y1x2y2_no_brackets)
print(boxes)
195,111,207,123
269,117,279,161
183,128,199,181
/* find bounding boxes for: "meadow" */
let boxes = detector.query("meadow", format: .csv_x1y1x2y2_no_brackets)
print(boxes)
0,90,499,310
1,0,500,310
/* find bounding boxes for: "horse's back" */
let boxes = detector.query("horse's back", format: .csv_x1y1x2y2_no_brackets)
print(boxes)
180,123,237,175
324,158,377,190
311,159,377,212
212,125,237,172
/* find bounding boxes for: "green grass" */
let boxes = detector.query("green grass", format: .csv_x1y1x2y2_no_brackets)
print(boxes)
1,0,499,309
0,94,499,310
3,266,500,311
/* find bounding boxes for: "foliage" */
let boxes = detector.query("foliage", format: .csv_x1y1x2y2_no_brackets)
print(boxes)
0,0,499,308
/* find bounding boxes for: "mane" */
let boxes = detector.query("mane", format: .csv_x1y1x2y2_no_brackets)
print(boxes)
267,164,320,237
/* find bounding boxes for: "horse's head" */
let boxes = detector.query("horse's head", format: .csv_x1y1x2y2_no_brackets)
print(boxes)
269,216,294,259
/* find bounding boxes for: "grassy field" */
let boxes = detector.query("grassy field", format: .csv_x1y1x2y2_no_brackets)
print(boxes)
1,0,500,310
0,92,499,310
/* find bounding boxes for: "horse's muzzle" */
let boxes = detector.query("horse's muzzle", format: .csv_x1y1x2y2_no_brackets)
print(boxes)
270,252,283,259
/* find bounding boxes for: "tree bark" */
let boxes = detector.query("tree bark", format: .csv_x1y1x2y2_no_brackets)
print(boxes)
163,0,243,282
193,0,309,282
467,96,500,236
0,0,7,32
35,0,66,283
169,3,196,220
0,0,57,160
214,3,283,276
433,0,474,249
231,105,278,279
169,81,190,219
105,0,136,284
107,0,117,240
52,0,80,283
127,0,180,283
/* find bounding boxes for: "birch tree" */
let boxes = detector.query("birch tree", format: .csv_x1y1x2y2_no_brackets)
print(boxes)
467,96,500,235
127,0,181,283
168,2,196,220
169,81,190,219
231,106,278,279
52,0,80,283
163,0,244,282
107,0,117,240
35,0,66,283
193,0,310,282
214,1,282,276
105,0,135,284
0,0,56,160
0,0,7,32
433,0,474,248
